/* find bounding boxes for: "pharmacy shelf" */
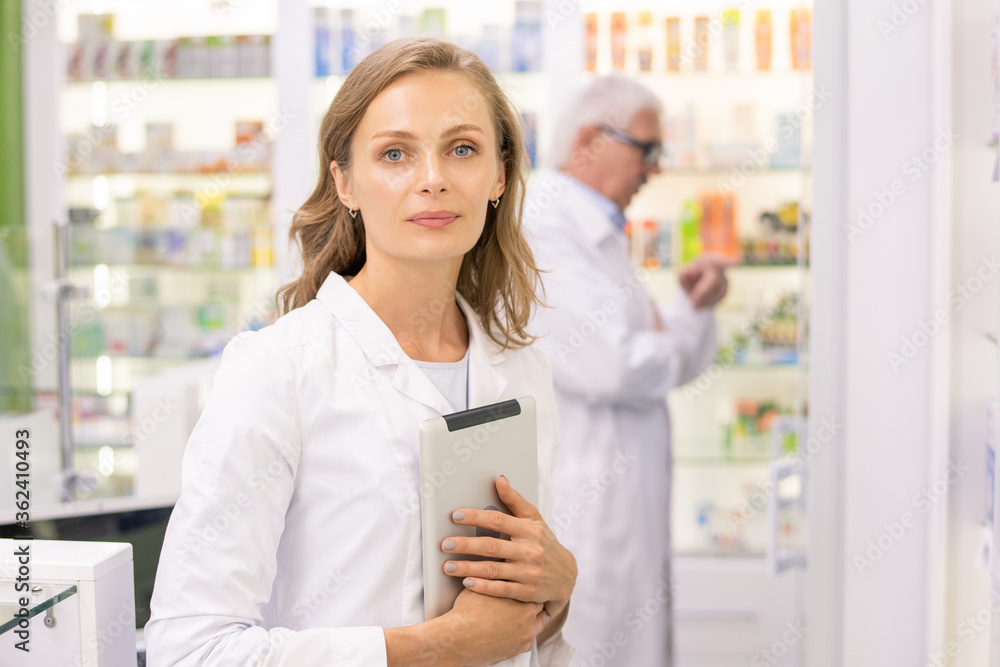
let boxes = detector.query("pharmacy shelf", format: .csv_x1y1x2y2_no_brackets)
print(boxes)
69,355,214,395
674,456,772,466
633,70,813,81
659,166,810,175
64,76,273,87
68,263,272,273
653,264,806,273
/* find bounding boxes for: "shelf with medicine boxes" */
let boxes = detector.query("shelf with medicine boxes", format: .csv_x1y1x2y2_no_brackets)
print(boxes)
581,4,812,76
310,3,545,77
308,2,548,170
63,11,274,82
52,6,282,467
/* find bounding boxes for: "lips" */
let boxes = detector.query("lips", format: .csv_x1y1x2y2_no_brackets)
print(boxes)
408,210,460,229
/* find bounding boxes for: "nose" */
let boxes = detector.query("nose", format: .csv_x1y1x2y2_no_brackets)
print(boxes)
418,153,448,195
645,159,662,176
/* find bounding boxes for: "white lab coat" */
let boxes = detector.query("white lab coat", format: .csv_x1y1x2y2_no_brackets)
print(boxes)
146,271,575,667
524,170,716,667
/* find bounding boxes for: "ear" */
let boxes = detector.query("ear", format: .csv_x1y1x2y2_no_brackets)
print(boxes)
575,125,604,155
491,159,507,201
330,162,355,209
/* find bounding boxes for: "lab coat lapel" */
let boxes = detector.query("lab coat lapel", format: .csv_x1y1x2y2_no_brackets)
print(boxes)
391,360,455,415
456,293,508,408
315,271,454,415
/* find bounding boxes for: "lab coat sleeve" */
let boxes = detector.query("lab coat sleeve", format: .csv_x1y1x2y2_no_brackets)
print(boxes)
654,290,717,387
145,331,388,667
528,348,576,667
530,245,716,409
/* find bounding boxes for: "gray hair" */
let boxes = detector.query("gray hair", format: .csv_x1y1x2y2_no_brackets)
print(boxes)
546,74,664,169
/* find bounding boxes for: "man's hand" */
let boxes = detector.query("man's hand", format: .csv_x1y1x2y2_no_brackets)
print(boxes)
677,253,739,309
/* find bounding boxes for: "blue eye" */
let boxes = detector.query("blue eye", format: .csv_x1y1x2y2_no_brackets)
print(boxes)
454,144,476,157
384,148,404,162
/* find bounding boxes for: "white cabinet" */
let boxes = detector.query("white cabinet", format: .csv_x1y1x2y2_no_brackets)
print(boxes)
0,539,135,666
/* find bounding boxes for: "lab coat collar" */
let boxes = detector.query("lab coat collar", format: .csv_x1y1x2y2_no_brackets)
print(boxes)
315,271,508,411
316,271,404,368
455,291,509,408
536,169,622,249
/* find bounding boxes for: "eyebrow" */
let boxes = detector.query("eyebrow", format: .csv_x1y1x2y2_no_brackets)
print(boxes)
369,124,486,142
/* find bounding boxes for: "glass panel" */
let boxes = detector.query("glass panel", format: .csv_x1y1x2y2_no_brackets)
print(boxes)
0,226,33,415
0,581,77,636
54,0,281,499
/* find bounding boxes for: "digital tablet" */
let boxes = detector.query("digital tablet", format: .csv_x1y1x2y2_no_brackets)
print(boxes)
419,396,538,620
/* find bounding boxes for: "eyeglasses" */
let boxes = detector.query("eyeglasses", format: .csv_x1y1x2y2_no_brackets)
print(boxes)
600,125,664,166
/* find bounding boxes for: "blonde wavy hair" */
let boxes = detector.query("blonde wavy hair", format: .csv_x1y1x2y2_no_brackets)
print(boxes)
277,37,541,349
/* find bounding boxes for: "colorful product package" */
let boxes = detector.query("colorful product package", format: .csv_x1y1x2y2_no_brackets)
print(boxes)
694,16,710,71
512,1,542,72
722,10,740,70
611,12,626,70
666,17,681,72
791,8,811,70
637,12,654,72
756,10,772,71
585,13,599,72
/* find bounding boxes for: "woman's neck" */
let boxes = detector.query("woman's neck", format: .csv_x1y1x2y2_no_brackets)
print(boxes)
349,257,469,363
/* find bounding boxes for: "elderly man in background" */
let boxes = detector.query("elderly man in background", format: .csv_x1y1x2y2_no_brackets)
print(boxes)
525,75,734,666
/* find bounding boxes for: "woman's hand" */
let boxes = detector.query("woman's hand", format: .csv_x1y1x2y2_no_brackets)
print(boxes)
445,589,546,666
441,475,577,619
386,589,543,667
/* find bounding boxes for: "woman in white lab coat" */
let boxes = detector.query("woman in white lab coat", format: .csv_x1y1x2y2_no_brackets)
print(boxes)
146,37,576,667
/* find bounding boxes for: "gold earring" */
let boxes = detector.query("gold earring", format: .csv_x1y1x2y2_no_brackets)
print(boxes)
349,205,358,219
491,196,501,209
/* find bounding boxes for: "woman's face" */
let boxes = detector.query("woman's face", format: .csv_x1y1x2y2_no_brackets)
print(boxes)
333,70,506,267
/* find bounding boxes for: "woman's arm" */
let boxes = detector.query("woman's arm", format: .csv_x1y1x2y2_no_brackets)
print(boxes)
146,333,393,665
386,591,545,667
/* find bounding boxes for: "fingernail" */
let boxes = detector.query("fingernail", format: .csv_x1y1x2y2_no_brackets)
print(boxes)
463,578,475,588
443,540,455,551
498,475,508,483
445,562,457,573
452,511,465,521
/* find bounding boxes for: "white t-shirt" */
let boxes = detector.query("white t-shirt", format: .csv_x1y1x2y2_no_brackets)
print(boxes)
411,347,470,412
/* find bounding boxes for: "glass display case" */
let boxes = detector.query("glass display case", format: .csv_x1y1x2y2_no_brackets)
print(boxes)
579,0,813,564
53,0,282,499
